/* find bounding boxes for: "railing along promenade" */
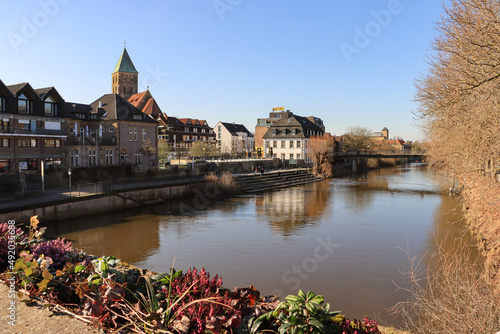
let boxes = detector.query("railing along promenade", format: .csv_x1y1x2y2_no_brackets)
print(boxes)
0,173,205,211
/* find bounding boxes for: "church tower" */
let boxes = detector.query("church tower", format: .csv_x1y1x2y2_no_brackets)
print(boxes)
112,46,138,97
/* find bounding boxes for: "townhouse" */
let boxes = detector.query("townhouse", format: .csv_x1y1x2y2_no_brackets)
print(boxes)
215,122,254,156
262,113,325,163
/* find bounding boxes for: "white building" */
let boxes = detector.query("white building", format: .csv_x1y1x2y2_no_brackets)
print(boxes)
262,114,325,163
215,121,254,156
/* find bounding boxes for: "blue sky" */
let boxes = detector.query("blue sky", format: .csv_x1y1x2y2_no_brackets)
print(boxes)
1,0,444,141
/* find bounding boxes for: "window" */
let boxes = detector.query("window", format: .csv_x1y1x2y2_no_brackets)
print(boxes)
297,140,301,148
296,153,301,159
19,139,37,148
281,153,285,160
0,97,5,112
218,133,221,139
120,149,128,164
273,154,277,158
218,125,221,132
70,149,79,167
0,159,10,172
89,149,97,166
134,149,141,164
1,138,9,147
80,127,84,137
90,128,96,138
129,128,137,141
17,94,33,114
273,141,277,148
289,154,294,159
44,139,61,148
45,158,61,169
0,119,9,131
281,141,285,148
19,159,38,170
44,96,57,116
105,149,113,165
290,141,294,148
142,129,147,141
109,126,114,133
18,120,30,132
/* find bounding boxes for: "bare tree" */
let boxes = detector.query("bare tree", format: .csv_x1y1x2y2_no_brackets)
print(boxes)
343,126,373,153
415,0,500,180
413,0,500,316
309,135,335,177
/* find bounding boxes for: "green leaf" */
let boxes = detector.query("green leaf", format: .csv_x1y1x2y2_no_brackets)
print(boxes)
74,264,85,273
279,323,291,334
286,295,302,303
308,294,324,305
297,289,306,300
306,290,316,301
308,318,324,330
305,302,316,314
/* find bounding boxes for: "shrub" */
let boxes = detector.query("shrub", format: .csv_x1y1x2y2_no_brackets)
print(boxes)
32,238,73,269
391,239,500,334
165,267,241,333
205,171,238,195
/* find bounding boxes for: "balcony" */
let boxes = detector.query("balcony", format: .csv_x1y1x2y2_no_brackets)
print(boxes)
0,127,67,136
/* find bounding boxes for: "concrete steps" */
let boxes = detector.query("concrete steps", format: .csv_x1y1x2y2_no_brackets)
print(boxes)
235,169,323,193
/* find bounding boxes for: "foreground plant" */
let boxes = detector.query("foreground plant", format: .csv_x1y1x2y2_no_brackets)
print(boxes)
252,290,380,334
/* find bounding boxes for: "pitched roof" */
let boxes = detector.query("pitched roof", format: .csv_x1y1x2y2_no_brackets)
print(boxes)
64,102,93,118
89,94,157,124
112,47,138,74
220,122,253,137
142,98,162,118
7,82,41,100
127,90,149,107
6,82,29,96
0,80,13,97
262,114,323,139
34,86,64,102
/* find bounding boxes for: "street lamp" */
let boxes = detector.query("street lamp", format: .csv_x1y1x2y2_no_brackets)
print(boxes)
68,167,72,196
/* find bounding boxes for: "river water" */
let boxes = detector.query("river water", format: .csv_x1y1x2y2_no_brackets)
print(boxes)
46,164,473,324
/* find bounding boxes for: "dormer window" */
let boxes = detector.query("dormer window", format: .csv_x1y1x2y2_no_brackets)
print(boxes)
18,94,33,114
44,96,58,116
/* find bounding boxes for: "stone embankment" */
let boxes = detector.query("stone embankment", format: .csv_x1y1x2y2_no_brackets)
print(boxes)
235,169,323,193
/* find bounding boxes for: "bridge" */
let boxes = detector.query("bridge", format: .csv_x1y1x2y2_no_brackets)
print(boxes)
333,152,426,172
334,152,425,161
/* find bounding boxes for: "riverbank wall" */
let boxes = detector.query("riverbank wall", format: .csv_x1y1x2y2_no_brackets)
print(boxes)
0,182,199,223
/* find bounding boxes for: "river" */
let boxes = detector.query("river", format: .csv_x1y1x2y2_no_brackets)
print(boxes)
46,164,474,324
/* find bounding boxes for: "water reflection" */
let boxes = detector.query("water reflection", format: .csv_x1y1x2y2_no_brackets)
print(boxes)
255,181,332,236
60,215,161,263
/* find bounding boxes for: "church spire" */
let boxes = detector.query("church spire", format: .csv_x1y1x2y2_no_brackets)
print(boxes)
112,45,138,97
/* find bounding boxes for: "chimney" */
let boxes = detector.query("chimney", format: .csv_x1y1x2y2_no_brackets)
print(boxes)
98,101,103,108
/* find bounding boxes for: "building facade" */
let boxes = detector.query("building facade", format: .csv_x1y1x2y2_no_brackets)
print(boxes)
255,108,325,158
0,80,68,173
215,122,254,156
262,113,325,162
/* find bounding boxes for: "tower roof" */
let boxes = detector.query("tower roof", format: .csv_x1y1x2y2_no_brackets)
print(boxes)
112,47,138,74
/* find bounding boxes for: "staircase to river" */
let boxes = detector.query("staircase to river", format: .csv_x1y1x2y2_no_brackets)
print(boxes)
235,169,323,193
